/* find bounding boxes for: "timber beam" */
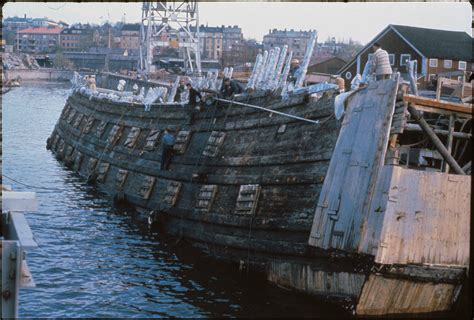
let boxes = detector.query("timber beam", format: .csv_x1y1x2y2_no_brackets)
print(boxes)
404,123,472,140
403,94,472,116
407,103,465,175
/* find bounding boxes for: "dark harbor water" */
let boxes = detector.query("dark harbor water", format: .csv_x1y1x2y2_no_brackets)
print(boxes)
3,81,349,318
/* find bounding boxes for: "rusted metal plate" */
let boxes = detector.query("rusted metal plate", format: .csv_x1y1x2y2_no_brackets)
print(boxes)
144,129,161,151
61,104,71,120
375,167,470,266
124,127,141,148
51,133,60,150
73,151,83,171
64,145,74,162
115,169,128,189
235,184,261,215
96,162,110,183
137,175,156,200
87,157,98,175
196,184,218,211
267,261,365,298
107,125,124,146
309,77,399,251
162,181,182,206
1,241,22,318
67,109,77,124
173,130,191,154
83,116,95,134
95,121,107,138
356,274,460,315
73,113,84,128
202,131,226,157
57,139,65,155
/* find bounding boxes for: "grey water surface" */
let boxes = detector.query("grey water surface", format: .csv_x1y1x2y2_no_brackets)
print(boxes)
2,81,348,318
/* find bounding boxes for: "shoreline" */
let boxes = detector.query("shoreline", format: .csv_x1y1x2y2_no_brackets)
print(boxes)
5,68,74,82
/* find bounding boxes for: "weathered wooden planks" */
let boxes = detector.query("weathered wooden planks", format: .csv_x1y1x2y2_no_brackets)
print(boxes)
358,165,397,255
356,274,460,315
267,260,366,298
403,94,472,116
49,85,341,272
375,167,470,266
390,101,408,135
309,77,399,251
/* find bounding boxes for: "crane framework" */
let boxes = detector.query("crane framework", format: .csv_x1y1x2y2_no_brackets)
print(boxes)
139,1,202,77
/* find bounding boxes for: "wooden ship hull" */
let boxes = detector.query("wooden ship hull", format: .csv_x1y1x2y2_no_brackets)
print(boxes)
47,83,348,263
47,74,471,316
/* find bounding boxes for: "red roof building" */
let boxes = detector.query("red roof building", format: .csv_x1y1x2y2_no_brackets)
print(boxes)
18,27,63,34
17,27,63,53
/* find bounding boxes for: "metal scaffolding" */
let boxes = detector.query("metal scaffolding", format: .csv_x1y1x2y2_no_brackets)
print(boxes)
138,1,202,77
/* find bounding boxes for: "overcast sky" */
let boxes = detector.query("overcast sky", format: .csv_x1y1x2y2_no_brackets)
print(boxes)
3,2,472,43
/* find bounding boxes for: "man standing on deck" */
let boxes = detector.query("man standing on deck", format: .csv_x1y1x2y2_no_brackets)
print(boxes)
174,79,186,102
220,77,243,98
161,128,175,170
288,59,303,85
186,82,202,125
369,42,392,81
186,82,202,108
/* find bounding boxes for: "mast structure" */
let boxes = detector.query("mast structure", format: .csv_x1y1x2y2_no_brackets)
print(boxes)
139,1,202,78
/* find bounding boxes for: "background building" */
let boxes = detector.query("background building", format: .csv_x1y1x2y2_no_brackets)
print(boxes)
16,27,62,53
263,29,317,60
61,27,95,52
119,23,140,50
308,56,346,75
31,17,63,28
222,25,243,52
2,15,33,30
222,39,261,68
338,24,473,88
198,25,224,60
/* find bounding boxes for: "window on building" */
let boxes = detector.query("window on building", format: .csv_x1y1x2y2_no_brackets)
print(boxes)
458,61,466,70
444,60,452,68
429,58,438,67
345,71,352,80
400,54,410,66
428,74,436,81
389,54,395,66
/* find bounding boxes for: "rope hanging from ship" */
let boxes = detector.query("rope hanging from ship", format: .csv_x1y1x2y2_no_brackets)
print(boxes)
2,174,67,192
183,100,219,253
